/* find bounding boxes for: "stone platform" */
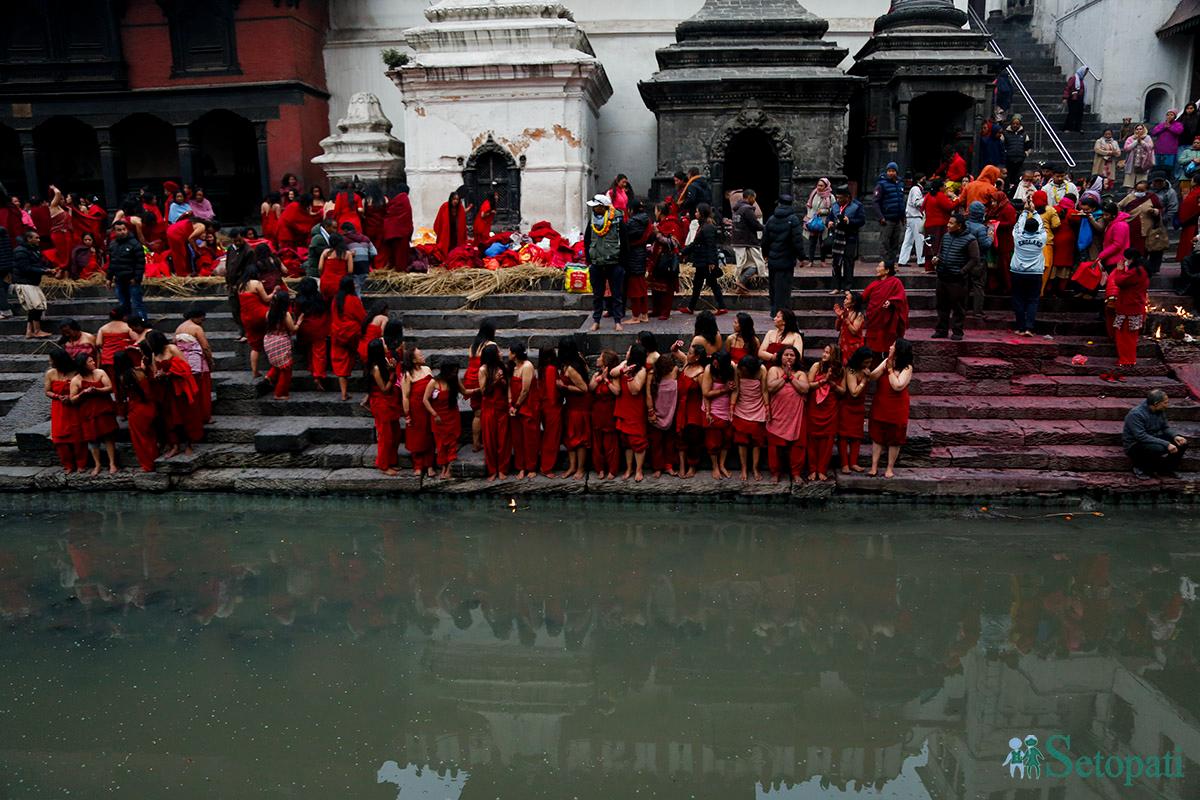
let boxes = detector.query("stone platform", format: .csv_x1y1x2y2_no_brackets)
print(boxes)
4,262,1200,505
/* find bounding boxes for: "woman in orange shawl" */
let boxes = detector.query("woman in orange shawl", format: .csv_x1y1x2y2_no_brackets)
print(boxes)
433,192,467,263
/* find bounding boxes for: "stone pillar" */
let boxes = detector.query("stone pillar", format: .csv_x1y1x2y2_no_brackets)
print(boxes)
96,128,119,209
174,125,195,187
255,121,271,198
971,100,985,174
19,130,39,198
896,100,910,174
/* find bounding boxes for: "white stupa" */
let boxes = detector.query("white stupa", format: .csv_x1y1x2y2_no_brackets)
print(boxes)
389,0,612,232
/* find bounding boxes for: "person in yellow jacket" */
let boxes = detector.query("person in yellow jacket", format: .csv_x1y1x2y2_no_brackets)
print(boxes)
1032,190,1061,293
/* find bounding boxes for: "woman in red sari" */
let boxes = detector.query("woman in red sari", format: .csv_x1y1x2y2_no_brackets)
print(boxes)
364,339,401,475
44,348,87,473
1178,183,1200,261
478,343,512,480
114,350,158,472
425,360,464,479
557,339,591,480
263,290,301,401
834,291,865,361
473,191,498,245
861,262,909,355
613,343,649,482
839,347,875,474
702,350,735,480
330,276,366,401
537,347,562,476
805,344,843,482
433,193,468,263
382,186,414,271
357,300,390,363
261,192,283,248
675,344,707,477
464,320,496,451
47,186,73,270
508,343,541,478
237,264,272,379
318,234,353,301
868,338,914,479
145,331,199,458
71,195,105,251
166,212,204,277
293,277,330,390
362,187,386,253
648,203,683,320
70,352,119,475
589,350,621,479
97,307,133,416
277,195,323,250
1108,249,1150,379
401,346,436,477
765,345,807,482
332,183,363,233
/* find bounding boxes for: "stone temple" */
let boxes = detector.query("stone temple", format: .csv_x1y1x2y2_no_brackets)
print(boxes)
638,0,862,214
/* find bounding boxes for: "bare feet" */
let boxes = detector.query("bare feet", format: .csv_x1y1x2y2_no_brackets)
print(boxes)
652,470,662,479
163,446,179,459
720,466,732,478
752,470,762,481
740,470,749,481
486,474,497,482
109,464,119,475
807,472,817,481
614,323,624,332
841,467,851,475
572,471,584,481
184,445,193,456
884,469,895,479
867,469,878,477
384,468,400,476
711,468,722,480
590,322,600,332
850,465,865,473
90,464,101,476
544,472,558,479
817,473,828,482
634,470,644,482
313,379,326,392
620,470,632,481
516,470,526,479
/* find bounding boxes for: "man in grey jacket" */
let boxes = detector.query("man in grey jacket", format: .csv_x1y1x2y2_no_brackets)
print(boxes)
1123,390,1189,478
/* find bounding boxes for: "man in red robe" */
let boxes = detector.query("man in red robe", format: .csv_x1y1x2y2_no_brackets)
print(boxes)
433,193,467,264
382,186,414,271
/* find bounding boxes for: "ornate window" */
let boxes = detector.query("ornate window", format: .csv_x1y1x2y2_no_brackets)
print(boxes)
462,136,522,231
160,0,241,78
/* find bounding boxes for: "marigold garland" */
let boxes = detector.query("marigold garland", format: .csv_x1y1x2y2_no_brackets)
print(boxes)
590,208,614,237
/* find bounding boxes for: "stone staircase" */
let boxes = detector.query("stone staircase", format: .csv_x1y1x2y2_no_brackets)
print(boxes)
985,16,1119,172
1,268,1198,501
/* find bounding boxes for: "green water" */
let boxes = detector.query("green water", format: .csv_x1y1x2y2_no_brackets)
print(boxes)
1,496,1198,799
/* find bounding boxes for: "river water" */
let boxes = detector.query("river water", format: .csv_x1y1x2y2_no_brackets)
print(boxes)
0,495,1198,799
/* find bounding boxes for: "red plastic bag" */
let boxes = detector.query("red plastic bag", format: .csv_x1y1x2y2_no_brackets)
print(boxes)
1071,260,1101,292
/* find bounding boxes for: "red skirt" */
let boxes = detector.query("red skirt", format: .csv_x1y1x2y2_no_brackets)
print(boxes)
732,416,767,446
79,394,118,442
869,420,908,446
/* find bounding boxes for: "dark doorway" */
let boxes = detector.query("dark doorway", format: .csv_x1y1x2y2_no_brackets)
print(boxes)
191,109,261,224
34,116,102,198
0,125,22,200
723,128,779,217
907,92,975,177
112,113,177,200
463,139,521,231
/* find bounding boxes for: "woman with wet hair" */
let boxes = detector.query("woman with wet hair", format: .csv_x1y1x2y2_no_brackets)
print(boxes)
557,338,591,480
805,344,843,481
508,343,541,479
44,348,86,473
726,312,759,364
839,346,876,474
365,338,401,475
675,343,708,478
765,344,807,482
145,329,198,458
758,309,804,365
425,360,464,479
330,276,366,401
702,350,735,480
589,350,621,479
115,349,158,472
479,343,512,480
731,353,768,481
402,345,436,478
868,337,914,479
613,343,649,481
69,352,119,475
464,319,497,451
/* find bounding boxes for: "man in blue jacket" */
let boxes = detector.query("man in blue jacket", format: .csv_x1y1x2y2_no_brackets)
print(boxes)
874,162,906,270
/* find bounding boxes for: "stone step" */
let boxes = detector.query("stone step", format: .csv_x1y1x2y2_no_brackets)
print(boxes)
955,356,1013,380
914,418,1200,447
911,372,1189,398
1044,355,1170,377
910,394,1200,421
919,444,1200,472
835,467,1200,497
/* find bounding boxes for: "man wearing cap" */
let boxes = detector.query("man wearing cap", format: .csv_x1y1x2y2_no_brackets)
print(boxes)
1001,115,1032,179
874,162,906,271
583,193,627,332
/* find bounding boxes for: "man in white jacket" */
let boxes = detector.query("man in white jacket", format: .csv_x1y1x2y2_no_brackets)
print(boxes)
1009,207,1047,336
898,174,926,268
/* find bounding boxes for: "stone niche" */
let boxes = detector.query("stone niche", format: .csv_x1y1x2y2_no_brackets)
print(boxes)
639,0,863,214
312,92,407,192
389,0,612,232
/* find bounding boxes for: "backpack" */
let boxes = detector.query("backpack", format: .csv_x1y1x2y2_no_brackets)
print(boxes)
1147,221,1169,252
587,211,622,264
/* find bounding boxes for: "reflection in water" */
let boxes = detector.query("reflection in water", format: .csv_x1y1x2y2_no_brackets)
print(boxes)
0,497,1198,799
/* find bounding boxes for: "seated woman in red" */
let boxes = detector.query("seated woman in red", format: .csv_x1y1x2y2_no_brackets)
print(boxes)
478,343,513,480
401,346,436,478
113,350,158,472
292,277,330,391
237,263,272,379
425,360,465,479
557,338,592,480
702,350,736,480
364,339,402,475
329,276,367,401
143,331,199,458
612,343,649,482
508,343,541,479
765,345,808,482
193,231,225,277
868,338,914,479
44,348,87,473
731,354,768,481
805,344,843,482
589,350,621,480
69,352,119,475
839,347,876,474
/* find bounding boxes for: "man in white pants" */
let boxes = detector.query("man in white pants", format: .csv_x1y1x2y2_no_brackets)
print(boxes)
898,173,926,269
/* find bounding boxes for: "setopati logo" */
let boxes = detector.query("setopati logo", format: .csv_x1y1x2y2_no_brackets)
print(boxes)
1004,734,1184,786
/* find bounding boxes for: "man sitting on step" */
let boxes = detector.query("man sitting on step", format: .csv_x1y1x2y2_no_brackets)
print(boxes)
1123,389,1189,479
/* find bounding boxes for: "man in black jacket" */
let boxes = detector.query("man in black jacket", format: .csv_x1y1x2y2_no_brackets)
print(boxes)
12,231,54,338
760,195,804,316
224,228,254,338
930,213,979,341
107,219,147,320
1123,390,1189,478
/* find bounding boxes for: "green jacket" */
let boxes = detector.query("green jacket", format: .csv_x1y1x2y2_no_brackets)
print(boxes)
305,225,332,277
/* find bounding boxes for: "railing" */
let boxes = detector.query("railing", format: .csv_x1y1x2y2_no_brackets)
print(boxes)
1053,2,1104,112
969,6,1076,169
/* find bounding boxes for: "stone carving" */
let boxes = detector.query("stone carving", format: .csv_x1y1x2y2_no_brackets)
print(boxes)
312,92,406,187
708,107,795,163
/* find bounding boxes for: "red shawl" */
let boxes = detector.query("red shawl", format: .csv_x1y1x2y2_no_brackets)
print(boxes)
433,202,467,262
73,204,105,246
473,199,495,243
163,356,198,401
362,201,385,246
333,192,362,232
1179,185,1200,261
330,294,366,344
382,193,413,242
862,275,909,353
277,201,323,248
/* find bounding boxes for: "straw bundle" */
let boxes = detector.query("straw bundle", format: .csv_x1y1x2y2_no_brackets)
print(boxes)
364,265,563,300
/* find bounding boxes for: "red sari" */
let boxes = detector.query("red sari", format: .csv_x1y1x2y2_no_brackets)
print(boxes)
838,382,867,470
473,199,496,243
862,275,909,353
382,193,414,271
591,380,620,475
78,378,118,442
539,365,562,473
869,373,910,446
805,373,839,476
648,216,683,319
157,357,199,444
430,383,462,466
319,254,352,301
165,218,195,276
837,316,865,362
433,202,467,263
239,291,271,351
562,375,592,450
481,373,511,477
49,378,86,471
1179,185,1200,261
333,192,363,233
464,353,484,411
262,205,281,247
614,372,648,453
510,372,541,473
295,305,329,379
330,295,366,378
405,374,435,472
369,376,402,473
675,369,706,467
126,376,159,472
358,321,383,363
277,201,323,249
